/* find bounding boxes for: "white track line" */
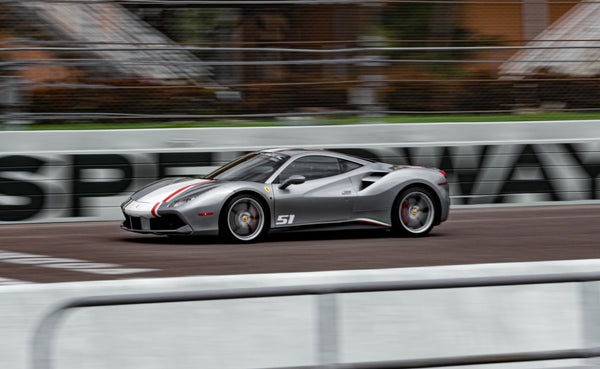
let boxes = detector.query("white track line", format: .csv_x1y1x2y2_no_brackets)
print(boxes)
0,277,33,286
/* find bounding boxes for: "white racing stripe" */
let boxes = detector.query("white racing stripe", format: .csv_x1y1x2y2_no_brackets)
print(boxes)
0,250,159,275
137,179,212,205
124,179,213,218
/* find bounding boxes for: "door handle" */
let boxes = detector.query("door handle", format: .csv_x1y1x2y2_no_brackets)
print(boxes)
341,190,352,195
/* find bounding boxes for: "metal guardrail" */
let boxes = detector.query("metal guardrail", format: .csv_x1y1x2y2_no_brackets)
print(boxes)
31,271,600,369
1,0,591,5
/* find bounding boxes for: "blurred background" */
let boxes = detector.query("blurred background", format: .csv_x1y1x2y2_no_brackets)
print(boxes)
1,0,599,128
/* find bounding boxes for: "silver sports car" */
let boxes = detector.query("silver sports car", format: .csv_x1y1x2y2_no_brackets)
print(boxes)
121,148,450,242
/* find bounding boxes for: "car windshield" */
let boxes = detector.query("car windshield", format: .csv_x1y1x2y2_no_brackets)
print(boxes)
205,152,290,182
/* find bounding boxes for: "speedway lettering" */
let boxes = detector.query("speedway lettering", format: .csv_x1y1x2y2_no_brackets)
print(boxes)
0,143,598,222
0,152,216,222
334,143,600,205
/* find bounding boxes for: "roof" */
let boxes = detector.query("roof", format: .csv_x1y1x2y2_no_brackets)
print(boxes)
498,2,600,78
260,148,374,163
13,0,212,82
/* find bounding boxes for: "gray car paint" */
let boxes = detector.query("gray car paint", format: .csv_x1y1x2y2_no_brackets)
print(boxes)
121,149,450,236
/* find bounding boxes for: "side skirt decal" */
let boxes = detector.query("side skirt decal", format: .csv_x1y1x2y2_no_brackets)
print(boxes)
354,218,391,227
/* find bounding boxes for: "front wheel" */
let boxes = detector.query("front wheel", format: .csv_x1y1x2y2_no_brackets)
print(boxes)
392,187,437,237
220,194,267,242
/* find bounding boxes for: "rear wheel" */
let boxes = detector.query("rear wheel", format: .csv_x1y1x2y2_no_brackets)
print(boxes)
392,187,436,236
221,194,267,242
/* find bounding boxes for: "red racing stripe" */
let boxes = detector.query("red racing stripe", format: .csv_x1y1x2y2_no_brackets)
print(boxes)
150,180,213,218
151,202,160,217
162,180,212,202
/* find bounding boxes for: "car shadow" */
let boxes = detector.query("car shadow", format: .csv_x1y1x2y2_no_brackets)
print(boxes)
121,234,222,245
119,228,445,246
266,228,393,242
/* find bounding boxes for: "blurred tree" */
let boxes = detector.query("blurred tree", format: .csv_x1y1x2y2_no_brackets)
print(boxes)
127,7,235,44
381,4,438,43
127,6,238,84
380,3,502,77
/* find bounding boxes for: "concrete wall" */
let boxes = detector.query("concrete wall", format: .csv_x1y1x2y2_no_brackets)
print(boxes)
2,260,600,369
1,121,600,369
1,120,599,223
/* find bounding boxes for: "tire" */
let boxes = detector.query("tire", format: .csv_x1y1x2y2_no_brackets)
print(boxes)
392,187,437,236
220,194,267,242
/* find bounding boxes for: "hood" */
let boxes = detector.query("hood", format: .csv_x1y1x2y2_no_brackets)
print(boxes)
131,178,216,203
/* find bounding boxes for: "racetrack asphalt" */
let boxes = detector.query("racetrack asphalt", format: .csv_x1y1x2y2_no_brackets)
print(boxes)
0,205,599,284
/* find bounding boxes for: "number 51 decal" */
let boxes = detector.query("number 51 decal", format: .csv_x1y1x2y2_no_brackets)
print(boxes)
276,214,296,225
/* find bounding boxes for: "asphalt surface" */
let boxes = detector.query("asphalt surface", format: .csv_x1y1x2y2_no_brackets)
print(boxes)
0,205,599,284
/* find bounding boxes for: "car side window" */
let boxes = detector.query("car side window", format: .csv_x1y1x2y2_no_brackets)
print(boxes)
339,159,362,173
278,155,342,182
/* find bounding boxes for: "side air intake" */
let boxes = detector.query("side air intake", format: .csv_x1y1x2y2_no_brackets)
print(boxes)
360,172,388,190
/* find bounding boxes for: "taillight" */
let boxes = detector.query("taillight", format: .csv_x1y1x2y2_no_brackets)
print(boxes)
439,170,448,186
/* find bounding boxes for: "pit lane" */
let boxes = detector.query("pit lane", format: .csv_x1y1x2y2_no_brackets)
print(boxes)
1,205,598,284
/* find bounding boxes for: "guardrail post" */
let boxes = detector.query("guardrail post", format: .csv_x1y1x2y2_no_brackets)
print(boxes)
581,282,600,367
31,305,66,369
317,293,339,366
2,75,33,129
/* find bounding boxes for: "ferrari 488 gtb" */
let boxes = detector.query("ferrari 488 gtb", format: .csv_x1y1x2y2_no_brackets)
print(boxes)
121,149,450,242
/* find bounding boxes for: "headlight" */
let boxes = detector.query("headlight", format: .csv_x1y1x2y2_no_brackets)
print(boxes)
167,186,215,208
121,198,133,210
169,194,201,208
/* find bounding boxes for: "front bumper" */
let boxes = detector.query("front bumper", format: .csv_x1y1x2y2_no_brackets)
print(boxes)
121,213,193,234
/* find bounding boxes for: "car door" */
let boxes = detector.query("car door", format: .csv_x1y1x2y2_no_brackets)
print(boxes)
271,155,357,227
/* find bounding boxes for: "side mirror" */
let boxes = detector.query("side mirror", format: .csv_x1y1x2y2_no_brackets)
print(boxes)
279,175,306,190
